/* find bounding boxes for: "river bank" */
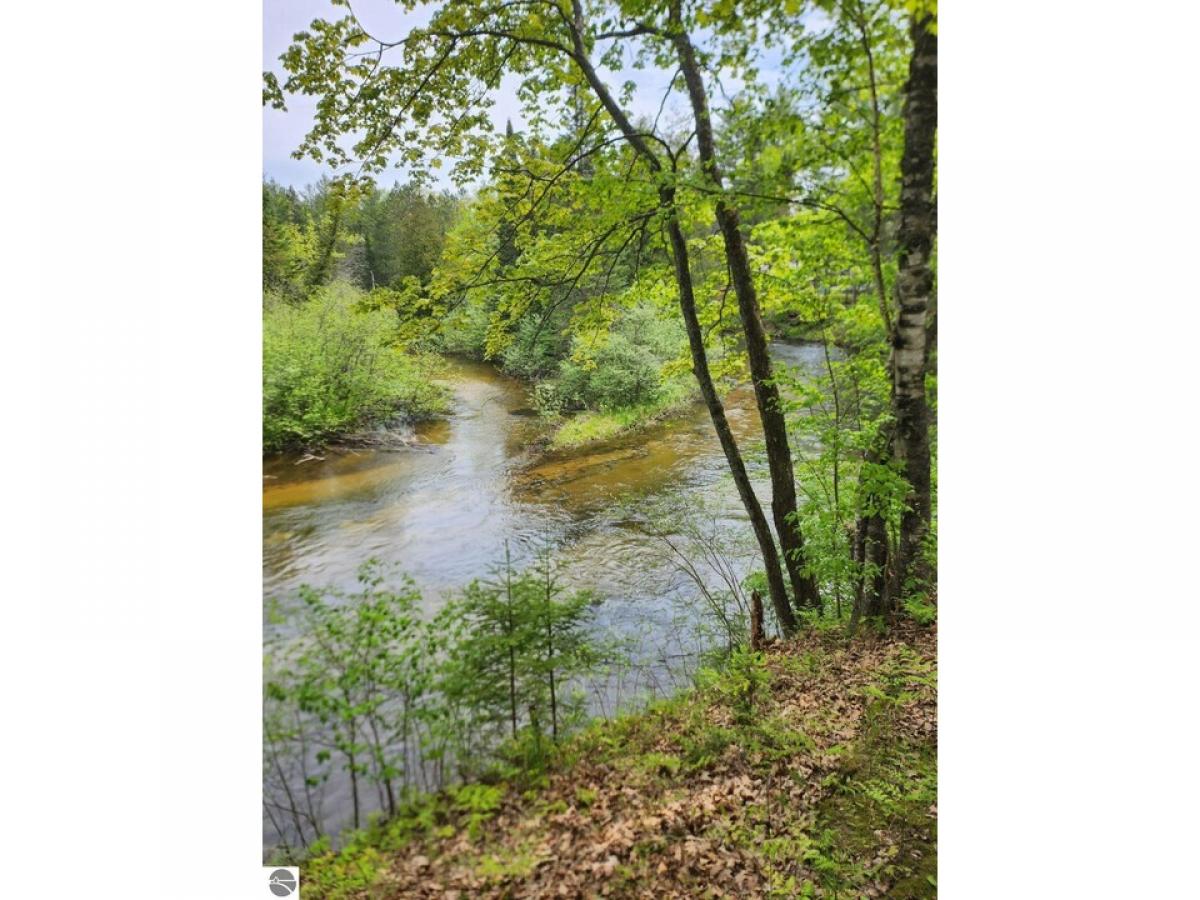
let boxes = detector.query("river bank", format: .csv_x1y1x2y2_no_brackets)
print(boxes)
264,352,696,459
290,622,937,899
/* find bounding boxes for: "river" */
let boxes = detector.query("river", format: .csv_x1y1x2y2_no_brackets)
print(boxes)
262,341,830,848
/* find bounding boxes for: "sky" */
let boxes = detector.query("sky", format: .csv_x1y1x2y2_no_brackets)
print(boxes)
263,0,786,192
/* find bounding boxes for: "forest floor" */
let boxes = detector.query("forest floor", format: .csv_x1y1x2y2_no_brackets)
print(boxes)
302,623,937,899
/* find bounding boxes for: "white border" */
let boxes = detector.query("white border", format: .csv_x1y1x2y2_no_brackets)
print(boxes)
940,1,1200,896
3,2,1199,897
5,2,261,897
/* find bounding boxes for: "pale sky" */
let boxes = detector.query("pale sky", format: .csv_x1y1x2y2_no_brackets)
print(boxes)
263,0,731,191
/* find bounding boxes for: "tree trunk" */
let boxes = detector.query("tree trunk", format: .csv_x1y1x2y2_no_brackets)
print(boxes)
671,23,820,616
544,571,558,741
892,13,938,597
663,195,799,636
853,510,890,624
749,589,767,651
308,200,343,289
504,548,519,740
850,425,894,629
563,5,798,635
347,741,360,830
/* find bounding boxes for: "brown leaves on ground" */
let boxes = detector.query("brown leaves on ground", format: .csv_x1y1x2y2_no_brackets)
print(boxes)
350,623,936,899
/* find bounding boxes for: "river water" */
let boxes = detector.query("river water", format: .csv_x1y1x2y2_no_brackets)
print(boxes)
262,342,830,848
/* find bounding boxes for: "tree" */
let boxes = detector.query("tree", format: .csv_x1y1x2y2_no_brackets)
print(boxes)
303,177,363,289
729,0,935,622
262,180,316,301
891,9,937,599
271,564,438,829
359,182,460,289
440,546,597,764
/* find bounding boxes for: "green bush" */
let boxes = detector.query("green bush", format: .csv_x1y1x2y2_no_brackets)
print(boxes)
585,332,663,409
501,315,567,380
263,283,449,451
437,295,491,358
535,304,685,415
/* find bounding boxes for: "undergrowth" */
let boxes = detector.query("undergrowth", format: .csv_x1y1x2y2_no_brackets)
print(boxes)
294,623,937,899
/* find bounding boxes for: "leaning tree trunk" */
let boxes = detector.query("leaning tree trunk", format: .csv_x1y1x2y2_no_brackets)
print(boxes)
663,189,799,636
563,2,799,635
892,13,938,597
672,23,820,615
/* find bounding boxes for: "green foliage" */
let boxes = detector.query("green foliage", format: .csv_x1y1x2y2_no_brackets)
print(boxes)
678,722,738,771
801,732,936,895
262,283,449,450
439,547,600,773
634,751,682,779
262,176,368,299
264,0,936,624
262,2,940,893
263,180,317,302
424,180,701,454
263,176,459,303
500,314,569,380
507,302,696,448
709,647,772,726
547,379,694,450
755,201,916,617
265,550,607,858
290,623,935,899
903,595,937,625
410,135,710,449
537,305,687,414
265,561,445,832
450,782,505,839
573,786,598,808
300,842,383,900
474,845,540,882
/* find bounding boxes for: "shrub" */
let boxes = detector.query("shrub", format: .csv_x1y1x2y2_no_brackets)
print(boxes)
263,283,448,450
534,303,688,418
500,315,566,380
437,296,491,358
586,332,663,409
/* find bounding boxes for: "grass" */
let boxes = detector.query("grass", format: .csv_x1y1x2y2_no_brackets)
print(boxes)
548,379,694,450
